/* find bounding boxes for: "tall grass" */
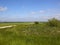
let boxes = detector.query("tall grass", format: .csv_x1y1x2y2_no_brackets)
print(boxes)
0,22,60,45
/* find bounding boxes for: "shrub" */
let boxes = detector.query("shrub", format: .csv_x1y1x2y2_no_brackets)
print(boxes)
47,18,60,27
34,21,39,24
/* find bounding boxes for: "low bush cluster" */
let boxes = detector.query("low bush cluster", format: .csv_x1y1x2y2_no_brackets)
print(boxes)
34,21,39,24
47,18,60,27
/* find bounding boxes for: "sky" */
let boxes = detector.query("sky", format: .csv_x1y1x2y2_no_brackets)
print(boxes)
0,0,60,22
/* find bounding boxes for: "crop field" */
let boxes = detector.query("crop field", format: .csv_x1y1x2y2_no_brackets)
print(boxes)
0,22,60,45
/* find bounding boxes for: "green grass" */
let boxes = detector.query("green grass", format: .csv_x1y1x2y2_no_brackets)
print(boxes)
0,22,60,45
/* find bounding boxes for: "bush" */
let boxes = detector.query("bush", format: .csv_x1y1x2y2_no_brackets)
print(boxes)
47,18,60,27
34,21,39,24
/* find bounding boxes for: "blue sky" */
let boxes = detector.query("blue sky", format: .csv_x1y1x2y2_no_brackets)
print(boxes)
0,0,60,22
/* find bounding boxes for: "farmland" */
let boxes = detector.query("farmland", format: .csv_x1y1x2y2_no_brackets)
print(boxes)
0,22,60,45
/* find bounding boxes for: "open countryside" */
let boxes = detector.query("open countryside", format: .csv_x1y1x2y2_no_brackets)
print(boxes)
0,0,60,45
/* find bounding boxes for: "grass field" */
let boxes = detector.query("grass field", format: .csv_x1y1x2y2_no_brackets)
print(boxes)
0,22,60,45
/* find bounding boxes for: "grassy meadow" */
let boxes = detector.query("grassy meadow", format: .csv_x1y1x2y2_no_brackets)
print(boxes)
0,22,60,45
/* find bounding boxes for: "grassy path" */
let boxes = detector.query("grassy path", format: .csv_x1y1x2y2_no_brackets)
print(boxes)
0,25,16,29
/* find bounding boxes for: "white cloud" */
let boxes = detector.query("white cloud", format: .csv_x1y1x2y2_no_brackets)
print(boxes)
42,14,60,20
39,10,45,14
31,12,36,14
54,14,60,19
31,10,45,15
0,6,7,11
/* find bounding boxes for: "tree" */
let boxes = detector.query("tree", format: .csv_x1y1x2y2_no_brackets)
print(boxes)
34,21,39,24
47,18,59,27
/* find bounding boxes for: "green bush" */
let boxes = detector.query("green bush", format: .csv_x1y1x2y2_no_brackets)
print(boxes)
34,21,39,24
47,18,60,27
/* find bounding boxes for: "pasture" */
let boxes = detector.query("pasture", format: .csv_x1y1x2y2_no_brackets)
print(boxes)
0,22,60,45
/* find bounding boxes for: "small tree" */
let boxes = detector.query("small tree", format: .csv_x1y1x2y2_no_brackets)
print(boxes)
47,18,59,27
34,21,39,24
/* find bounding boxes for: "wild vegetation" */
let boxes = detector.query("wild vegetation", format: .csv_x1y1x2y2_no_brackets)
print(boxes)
47,18,60,27
0,18,60,45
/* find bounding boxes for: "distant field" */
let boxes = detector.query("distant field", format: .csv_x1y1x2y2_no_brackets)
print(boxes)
0,22,60,45
0,22,34,26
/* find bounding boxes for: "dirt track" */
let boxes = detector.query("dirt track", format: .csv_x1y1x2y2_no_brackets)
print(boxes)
0,25,16,29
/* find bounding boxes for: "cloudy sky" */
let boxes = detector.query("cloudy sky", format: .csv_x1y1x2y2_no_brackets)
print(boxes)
0,0,60,22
